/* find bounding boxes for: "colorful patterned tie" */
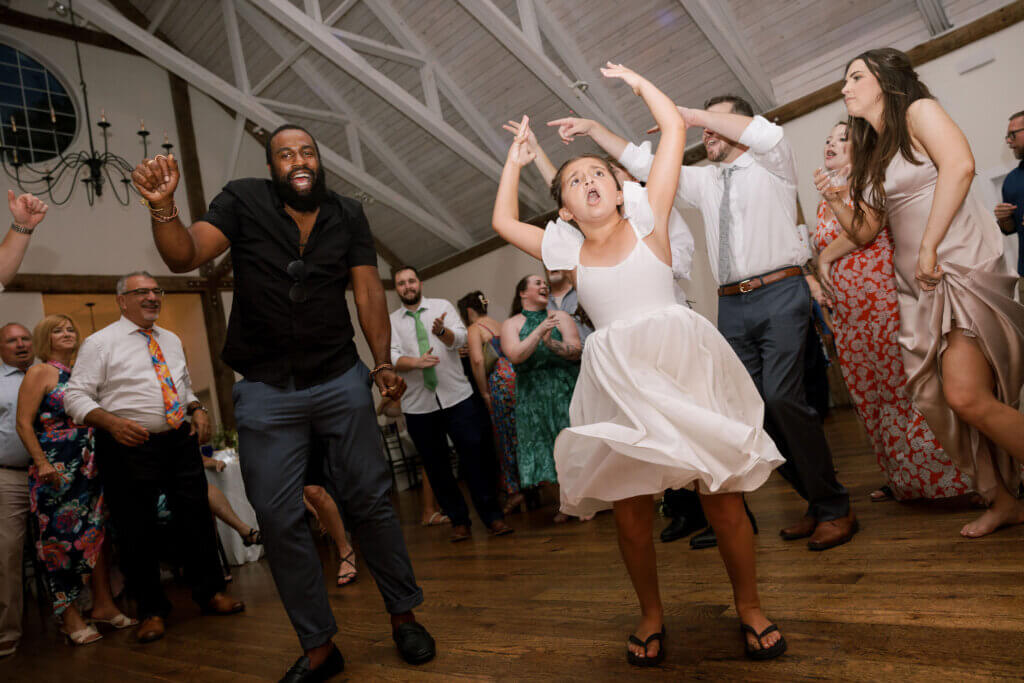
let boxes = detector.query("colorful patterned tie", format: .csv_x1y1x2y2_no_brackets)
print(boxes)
406,309,438,392
137,329,186,428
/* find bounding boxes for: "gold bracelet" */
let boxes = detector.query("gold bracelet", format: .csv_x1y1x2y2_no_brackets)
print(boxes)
369,362,394,378
150,204,180,223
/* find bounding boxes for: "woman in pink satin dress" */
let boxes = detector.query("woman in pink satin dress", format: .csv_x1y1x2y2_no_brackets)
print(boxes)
818,48,1024,538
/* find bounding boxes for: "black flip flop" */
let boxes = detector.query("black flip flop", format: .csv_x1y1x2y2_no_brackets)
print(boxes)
741,623,787,660
626,626,666,667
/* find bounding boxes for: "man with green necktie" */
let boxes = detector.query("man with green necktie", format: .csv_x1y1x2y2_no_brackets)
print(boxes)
390,265,513,543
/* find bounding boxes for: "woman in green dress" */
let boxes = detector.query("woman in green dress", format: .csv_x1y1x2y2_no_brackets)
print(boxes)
500,274,582,521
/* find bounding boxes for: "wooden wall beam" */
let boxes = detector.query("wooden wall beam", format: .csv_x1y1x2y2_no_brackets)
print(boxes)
0,6,137,55
4,273,221,294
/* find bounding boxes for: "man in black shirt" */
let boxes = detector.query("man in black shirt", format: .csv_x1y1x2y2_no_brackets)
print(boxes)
132,125,434,681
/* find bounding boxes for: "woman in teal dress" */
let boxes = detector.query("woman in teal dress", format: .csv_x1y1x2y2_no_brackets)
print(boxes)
16,314,134,646
500,275,582,521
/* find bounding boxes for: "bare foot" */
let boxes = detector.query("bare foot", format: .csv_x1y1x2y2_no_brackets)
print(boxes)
627,613,664,661
737,606,782,651
960,498,1024,538
579,513,595,522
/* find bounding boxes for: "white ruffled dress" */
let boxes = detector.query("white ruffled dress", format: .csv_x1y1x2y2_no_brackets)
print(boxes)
545,182,785,517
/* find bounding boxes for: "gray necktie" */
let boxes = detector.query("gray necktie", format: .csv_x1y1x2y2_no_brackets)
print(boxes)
718,166,736,284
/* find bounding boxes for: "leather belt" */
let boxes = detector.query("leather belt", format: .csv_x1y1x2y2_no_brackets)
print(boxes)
0,463,29,471
718,266,803,296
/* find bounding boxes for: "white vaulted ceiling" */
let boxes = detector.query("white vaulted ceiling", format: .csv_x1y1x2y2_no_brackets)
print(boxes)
72,0,1016,268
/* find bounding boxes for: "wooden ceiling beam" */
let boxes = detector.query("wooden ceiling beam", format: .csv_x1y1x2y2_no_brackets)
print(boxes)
0,6,136,55
4,273,227,294
677,0,777,112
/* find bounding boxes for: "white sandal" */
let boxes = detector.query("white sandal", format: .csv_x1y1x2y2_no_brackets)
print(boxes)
61,624,102,646
90,613,138,630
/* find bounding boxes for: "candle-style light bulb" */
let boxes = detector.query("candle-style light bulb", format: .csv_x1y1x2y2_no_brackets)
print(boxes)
139,118,146,131
163,131,169,144
100,108,107,123
50,107,56,124
9,115,15,132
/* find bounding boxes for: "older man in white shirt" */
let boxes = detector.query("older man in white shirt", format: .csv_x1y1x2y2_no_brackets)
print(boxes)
64,271,243,644
390,265,511,542
551,97,856,552
0,323,34,658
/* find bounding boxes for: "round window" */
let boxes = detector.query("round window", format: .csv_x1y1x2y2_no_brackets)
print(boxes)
0,42,77,165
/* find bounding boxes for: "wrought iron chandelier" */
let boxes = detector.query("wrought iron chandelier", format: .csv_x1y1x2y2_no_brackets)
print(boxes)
0,0,173,206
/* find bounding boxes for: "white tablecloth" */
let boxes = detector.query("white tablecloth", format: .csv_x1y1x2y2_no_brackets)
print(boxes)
204,449,263,566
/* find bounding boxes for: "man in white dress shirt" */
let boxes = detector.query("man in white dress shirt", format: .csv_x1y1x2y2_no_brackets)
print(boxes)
390,265,512,542
551,97,856,551
64,271,243,643
0,323,34,658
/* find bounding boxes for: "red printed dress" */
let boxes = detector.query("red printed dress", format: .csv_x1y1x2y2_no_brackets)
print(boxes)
814,200,968,499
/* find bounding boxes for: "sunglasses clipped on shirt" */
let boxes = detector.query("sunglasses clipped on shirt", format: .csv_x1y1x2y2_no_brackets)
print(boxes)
287,259,307,303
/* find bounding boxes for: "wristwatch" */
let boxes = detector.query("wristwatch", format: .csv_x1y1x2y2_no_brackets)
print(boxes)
186,402,208,416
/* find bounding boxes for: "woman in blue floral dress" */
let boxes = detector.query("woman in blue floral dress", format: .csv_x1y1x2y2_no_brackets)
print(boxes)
16,314,134,645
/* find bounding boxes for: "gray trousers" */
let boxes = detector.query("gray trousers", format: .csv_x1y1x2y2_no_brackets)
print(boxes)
234,362,423,650
718,274,849,521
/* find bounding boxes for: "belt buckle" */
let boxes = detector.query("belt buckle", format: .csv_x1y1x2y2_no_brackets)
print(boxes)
738,278,755,294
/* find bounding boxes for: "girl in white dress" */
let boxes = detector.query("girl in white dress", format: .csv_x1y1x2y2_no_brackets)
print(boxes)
492,63,787,665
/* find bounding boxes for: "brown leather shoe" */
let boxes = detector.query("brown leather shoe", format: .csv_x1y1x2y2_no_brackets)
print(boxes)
807,511,859,551
779,514,817,541
136,616,165,644
450,524,471,542
202,592,245,615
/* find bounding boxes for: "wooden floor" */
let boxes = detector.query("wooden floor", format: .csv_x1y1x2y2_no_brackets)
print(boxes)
4,408,1024,682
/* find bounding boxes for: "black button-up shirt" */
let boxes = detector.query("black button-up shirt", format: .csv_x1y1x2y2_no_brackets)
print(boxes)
201,178,378,389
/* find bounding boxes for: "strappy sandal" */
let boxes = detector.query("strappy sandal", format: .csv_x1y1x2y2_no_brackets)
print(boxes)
869,486,894,502
337,550,357,586
242,528,262,546
89,613,138,630
741,623,787,660
61,624,102,646
421,511,449,527
626,626,666,667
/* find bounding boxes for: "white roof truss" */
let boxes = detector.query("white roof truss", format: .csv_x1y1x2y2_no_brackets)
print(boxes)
915,0,953,36
677,0,778,112
74,0,474,250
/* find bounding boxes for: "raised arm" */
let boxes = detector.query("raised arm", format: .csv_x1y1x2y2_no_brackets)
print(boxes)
0,191,47,286
503,119,558,185
350,264,405,399
492,116,545,260
813,168,885,245
546,117,630,162
907,99,976,291
602,63,686,249
131,154,229,272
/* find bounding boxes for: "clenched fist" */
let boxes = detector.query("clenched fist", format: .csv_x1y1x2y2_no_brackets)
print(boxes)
7,190,48,230
132,154,180,207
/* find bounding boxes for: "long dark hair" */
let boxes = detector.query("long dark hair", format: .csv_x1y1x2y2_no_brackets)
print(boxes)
845,48,933,231
510,275,534,316
456,290,488,325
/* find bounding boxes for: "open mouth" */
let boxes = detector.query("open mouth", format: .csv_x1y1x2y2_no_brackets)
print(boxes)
586,188,601,205
290,169,313,191
825,150,836,159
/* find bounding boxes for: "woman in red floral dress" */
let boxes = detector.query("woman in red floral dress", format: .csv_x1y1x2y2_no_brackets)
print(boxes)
814,122,968,500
